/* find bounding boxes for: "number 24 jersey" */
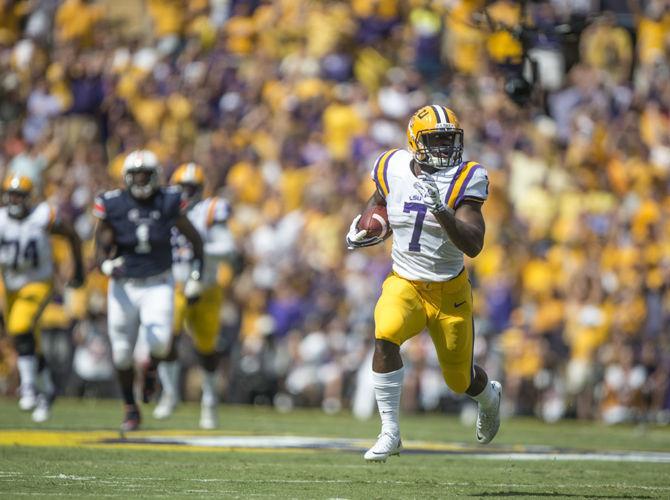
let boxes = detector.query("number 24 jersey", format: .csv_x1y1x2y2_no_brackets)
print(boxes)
370,148,489,282
0,202,56,291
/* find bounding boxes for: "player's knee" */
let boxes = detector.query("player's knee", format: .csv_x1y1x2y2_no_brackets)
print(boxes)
12,333,36,356
193,339,216,358
442,368,470,394
112,346,133,370
374,308,405,342
149,341,171,360
198,352,218,372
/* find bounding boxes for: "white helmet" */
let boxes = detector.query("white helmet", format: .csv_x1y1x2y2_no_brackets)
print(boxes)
122,150,161,199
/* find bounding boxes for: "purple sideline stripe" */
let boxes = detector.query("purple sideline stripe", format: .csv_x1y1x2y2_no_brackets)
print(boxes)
454,164,482,207
444,161,468,204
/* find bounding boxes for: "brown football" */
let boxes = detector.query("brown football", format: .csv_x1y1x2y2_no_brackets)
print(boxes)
357,205,389,238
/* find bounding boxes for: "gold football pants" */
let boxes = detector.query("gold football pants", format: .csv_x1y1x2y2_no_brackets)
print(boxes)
4,281,53,349
374,269,474,393
173,285,223,355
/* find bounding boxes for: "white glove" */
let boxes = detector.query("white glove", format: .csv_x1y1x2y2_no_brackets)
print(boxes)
101,257,125,278
416,174,451,214
346,214,383,250
184,277,204,304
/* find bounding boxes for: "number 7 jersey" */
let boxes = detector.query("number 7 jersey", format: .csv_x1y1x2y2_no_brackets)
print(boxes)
0,202,56,291
370,149,489,282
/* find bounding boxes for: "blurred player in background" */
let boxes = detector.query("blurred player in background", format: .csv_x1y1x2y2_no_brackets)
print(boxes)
152,162,236,429
347,105,502,462
0,174,84,423
93,150,204,432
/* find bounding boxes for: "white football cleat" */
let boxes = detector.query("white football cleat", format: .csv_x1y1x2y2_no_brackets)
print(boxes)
364,432,402,462
476,381,502,444
153,394,177,420
19,388,37,411
31,395,51,423
199,403,218,430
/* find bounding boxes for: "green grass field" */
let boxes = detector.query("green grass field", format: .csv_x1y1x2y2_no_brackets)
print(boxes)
1,397,669,498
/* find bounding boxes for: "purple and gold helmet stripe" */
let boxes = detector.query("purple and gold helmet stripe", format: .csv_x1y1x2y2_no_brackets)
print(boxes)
431,105,449,125
446,161,479,208
373,149,399,198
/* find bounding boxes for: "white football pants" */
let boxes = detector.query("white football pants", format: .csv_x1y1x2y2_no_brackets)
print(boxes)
107,271,174,369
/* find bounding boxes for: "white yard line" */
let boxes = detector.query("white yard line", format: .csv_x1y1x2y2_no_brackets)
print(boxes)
3,472,670,493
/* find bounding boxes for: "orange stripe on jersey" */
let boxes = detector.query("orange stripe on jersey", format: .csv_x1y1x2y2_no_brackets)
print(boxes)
374,149,398,198
446,161,478,209
206,197,219,227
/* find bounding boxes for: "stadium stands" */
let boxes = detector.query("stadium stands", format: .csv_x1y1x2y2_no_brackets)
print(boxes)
0,0,669,424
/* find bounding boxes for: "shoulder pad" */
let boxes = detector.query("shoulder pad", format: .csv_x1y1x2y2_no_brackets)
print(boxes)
370,148,408,198
102,189,122,200
447,162,489,209
205,197,230,227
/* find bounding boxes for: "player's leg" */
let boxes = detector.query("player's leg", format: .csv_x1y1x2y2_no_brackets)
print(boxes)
428,273,501,444
139,276,175,411
138,275,175,385
107,279,141,431
365,274,426,462
6,283,52,415
153,287,186,419
187,285,223,429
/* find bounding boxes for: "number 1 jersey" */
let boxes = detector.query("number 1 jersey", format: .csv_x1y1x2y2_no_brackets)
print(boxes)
370,149,489,282
93,187,183,279
0,202,56,291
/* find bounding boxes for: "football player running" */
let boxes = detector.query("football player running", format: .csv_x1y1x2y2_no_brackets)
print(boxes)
93,150,204,432
152,162,236,429
0,174,84,422
347,105,502,462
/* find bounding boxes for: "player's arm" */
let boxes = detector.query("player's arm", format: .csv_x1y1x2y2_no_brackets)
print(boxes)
175,214,204,303
94,219,125,277
50,218,85,287
417,172,485,258
433,201,485,258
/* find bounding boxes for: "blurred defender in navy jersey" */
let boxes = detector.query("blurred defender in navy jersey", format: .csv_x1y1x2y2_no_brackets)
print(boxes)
92,150,204,432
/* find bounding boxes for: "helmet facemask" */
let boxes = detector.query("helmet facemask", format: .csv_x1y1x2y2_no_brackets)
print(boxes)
125,167,160,200
4,190,31,219
414,127,464,170
178,182,203,208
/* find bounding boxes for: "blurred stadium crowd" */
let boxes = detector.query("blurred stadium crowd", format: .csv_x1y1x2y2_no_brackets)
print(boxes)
1,0,670,425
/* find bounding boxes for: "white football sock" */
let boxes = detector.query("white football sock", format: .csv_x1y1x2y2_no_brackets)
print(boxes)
201,370,218,407
373,367,404,436
17,355,37,395
158,361,180,400
471,380,496,408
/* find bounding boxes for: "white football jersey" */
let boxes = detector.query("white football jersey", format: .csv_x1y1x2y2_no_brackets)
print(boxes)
370,148,489,282
0,201,56,291
172,196,235,286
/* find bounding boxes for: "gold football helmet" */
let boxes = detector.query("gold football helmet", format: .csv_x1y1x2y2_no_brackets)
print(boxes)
407,105,463,170
2,174,34,218
170,162,205,207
